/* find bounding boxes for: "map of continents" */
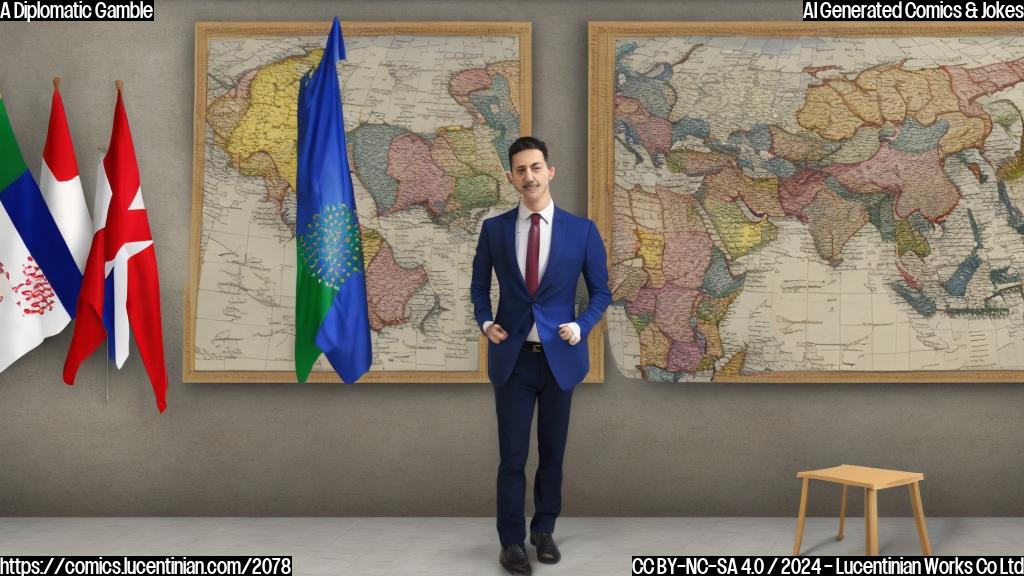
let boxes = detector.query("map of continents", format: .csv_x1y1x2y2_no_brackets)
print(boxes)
609,36,1024,381
196,34,521,374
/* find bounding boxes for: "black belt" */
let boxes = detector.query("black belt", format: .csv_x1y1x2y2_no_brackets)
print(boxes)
522,341,543,353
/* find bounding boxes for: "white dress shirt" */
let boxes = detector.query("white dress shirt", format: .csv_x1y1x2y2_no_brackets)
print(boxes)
483,200,581,345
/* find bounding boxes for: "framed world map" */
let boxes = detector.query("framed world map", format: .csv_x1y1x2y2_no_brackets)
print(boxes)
590,22,1024,382
185,22,531,383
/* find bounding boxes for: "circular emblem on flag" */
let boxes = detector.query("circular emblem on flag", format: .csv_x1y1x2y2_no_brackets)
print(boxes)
14,257,56,316
298,202,364,290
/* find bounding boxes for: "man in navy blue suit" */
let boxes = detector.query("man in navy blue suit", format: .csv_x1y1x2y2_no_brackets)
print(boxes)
471,136,611,575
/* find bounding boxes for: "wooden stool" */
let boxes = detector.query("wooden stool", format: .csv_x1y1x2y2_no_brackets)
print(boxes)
793,464,932,556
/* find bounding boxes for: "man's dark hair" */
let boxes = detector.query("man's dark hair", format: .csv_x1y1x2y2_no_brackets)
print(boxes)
508,136,548,168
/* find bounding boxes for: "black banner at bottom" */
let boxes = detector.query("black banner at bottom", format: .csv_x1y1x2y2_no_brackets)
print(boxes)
0,556,292,576
633,556,1024,576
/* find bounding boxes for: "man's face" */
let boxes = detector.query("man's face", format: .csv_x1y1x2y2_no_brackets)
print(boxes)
507,148,555,207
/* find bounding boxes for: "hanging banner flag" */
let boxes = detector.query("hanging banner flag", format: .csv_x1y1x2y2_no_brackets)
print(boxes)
294,18,373,384
0,88,86,374
64,84,168,412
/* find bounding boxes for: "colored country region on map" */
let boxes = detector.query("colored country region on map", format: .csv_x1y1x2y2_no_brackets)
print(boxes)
823,140,961,222
800,179,870,265
795,57,1024,155
449,61,521,170
347,123,411,215
615,40,678,120
386,132,456,216
363,228,428,331
616,95,673,158
210,50,320,224
894,218,931,259
348,124,508,227
701,196,777,260
348,123,504,226
620,282,727,378
613,187,740,380
692,159,785,219
768,125,839,163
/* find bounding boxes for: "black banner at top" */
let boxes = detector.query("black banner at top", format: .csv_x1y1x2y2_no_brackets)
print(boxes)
0,1,154,21
803,1,1024,20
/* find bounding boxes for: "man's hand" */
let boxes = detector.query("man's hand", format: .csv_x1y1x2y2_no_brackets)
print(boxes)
485,323,508,344
558,323,581,345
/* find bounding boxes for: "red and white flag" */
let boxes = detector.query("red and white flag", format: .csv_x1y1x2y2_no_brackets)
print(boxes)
41,81,91,273
63,86,167,413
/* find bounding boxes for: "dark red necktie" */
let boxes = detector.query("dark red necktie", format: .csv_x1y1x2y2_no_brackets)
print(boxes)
526,213,540,296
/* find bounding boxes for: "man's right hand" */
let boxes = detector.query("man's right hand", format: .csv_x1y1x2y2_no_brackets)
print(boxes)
485,323,508,344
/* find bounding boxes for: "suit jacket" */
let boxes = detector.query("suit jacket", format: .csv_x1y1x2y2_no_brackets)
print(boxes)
470,205,611,390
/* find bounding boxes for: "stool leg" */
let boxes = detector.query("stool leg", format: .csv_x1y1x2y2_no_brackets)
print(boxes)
863,488,870,555
866,488,879,556
909,482,932,556
838,484,848,540
793,478,809,556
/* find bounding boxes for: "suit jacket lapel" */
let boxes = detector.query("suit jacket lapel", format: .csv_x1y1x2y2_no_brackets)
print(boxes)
504,210,528,292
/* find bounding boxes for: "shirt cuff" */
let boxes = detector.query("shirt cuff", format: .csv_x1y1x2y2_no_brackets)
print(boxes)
482,321,493,334
564,322,581,345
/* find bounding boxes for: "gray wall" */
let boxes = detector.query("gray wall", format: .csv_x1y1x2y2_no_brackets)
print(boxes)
1,0,1022,518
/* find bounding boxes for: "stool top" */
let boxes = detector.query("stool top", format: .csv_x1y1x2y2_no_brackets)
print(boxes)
797,464,924,489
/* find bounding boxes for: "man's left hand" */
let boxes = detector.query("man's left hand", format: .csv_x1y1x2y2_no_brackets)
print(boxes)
558,323,581,345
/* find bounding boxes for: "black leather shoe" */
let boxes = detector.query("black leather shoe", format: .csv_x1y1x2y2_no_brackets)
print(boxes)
499,543,532,575
530,532,561,564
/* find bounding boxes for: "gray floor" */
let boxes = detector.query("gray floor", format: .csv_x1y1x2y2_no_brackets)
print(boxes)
0,518,1021,575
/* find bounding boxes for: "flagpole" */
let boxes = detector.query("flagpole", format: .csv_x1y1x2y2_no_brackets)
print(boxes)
98,130,110,408
53,77,60,90
105,80,122,407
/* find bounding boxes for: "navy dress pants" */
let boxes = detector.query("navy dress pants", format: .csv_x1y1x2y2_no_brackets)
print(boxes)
493,346,574,546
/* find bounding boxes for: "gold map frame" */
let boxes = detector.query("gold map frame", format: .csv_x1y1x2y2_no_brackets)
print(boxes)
185,21,537,383
589,21,1024,383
